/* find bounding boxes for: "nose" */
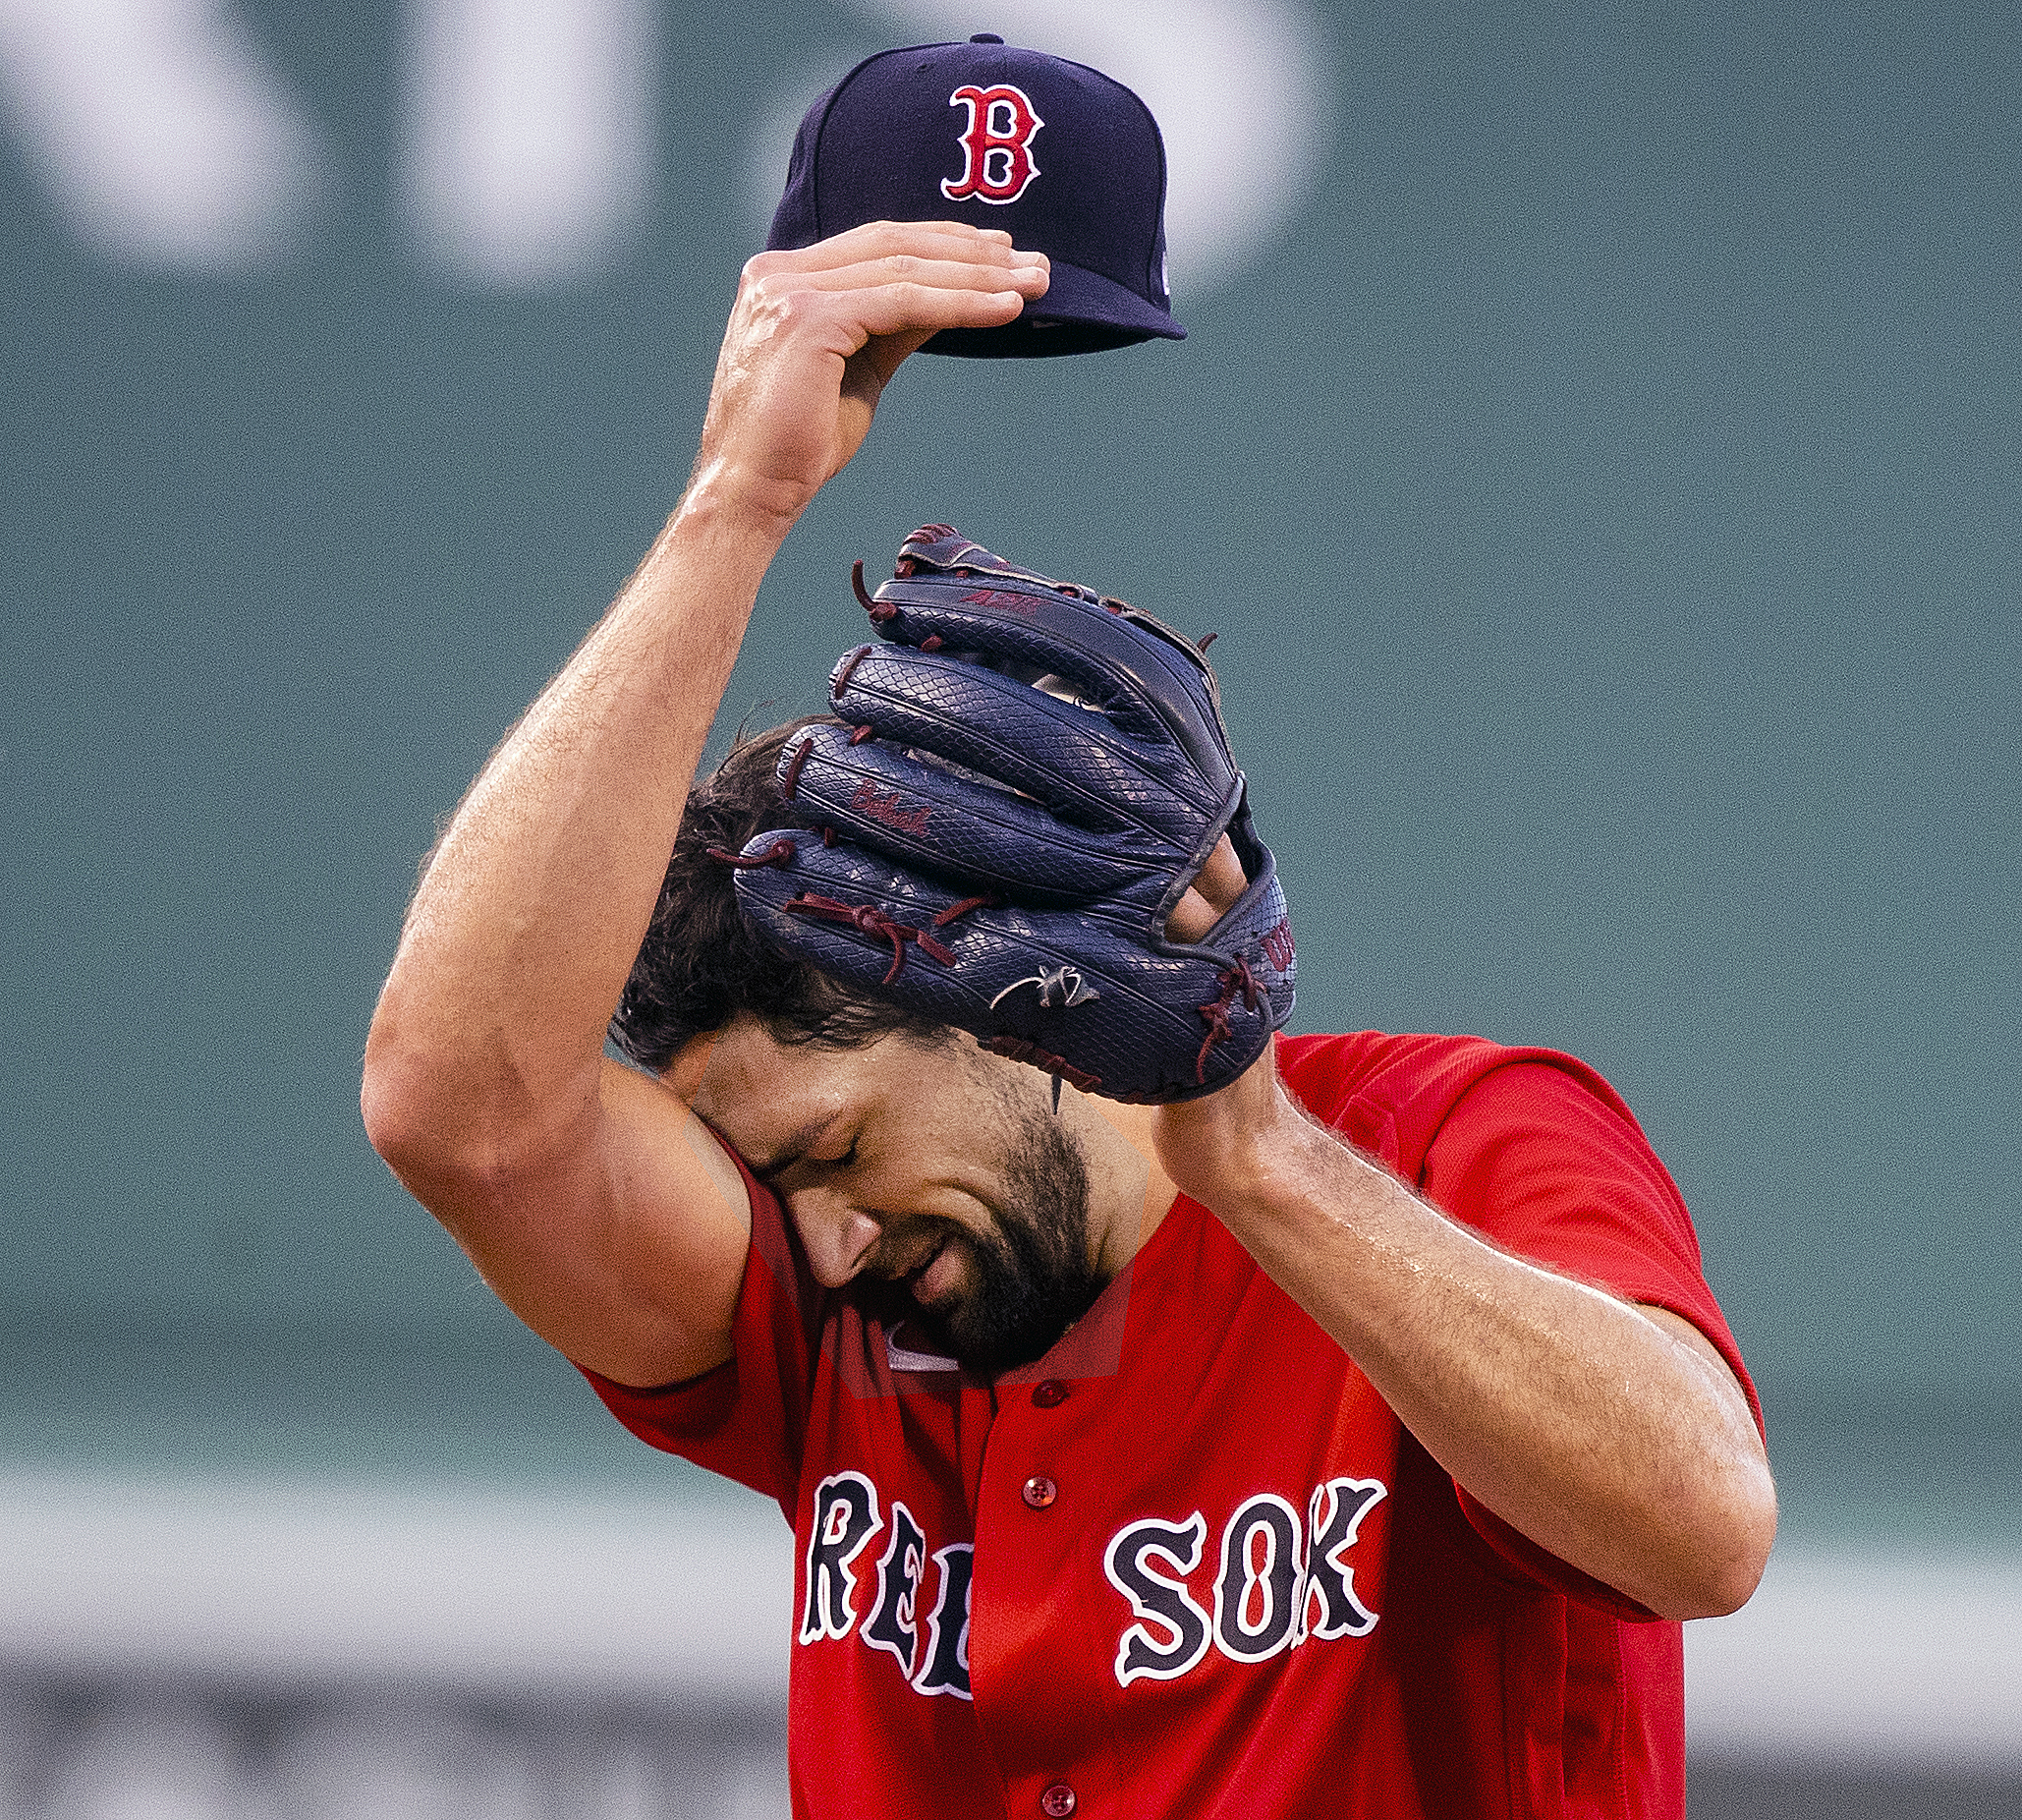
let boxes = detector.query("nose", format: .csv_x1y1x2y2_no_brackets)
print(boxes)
786,1186,884,1288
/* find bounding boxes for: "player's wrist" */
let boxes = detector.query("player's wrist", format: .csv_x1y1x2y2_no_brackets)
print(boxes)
675,453,817,547
1152,1059,1319,1222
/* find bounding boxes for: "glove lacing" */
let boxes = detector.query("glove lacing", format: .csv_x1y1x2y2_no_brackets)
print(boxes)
1194,957,1262,1085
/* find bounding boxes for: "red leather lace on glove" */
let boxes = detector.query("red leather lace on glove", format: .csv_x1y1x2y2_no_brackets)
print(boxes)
706,841,992,987
782,893,957,985
1194,958,1262,1084
704,837,796,870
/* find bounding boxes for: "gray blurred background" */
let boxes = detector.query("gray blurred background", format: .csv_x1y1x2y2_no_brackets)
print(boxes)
1,1,2016,1814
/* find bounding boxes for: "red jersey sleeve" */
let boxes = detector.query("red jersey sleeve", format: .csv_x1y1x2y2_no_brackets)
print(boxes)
577,1147,818,1521
1419,1058,1765,1614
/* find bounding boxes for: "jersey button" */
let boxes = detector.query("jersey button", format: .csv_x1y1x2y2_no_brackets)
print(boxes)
1022,1474,1058,1509
1032,1380,1069,1408
1039,1784,1077,1817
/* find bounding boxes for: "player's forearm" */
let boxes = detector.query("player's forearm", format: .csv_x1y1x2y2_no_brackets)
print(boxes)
365,228,1048,1173
363,483,787,1173
1159,1076,1775,1620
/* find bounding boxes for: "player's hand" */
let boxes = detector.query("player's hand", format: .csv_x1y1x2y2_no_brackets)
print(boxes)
690,222,1049,532
1148,828,1298,1202
1149,1031,1310,1223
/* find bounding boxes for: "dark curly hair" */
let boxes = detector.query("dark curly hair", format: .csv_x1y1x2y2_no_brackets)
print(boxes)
607,715,954,1071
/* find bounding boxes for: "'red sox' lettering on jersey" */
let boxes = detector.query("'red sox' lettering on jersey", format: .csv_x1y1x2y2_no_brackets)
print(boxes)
941,84,1044,204
1105,1478,1385,1687
861,1497,927,1679
800,1470,878,1644
804,1469,1390,1700
805,1472,978,1697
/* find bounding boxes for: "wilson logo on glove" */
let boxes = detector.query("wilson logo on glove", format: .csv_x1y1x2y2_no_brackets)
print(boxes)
958,588,1041,615
725,526,1297,1104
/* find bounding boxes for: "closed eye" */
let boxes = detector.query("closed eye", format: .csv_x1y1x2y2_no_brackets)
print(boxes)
760,1136,859,1188
752,1110,858,1182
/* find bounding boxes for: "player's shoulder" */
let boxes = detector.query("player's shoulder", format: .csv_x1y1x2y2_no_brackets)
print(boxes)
1277,1027,1521,1113
1275,1029,1644,1177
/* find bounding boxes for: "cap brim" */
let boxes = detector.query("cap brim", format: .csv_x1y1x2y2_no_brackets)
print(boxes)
923,259,1186,360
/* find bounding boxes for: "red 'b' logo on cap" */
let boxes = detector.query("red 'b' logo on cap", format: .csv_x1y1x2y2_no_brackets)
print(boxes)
941,84,1043,204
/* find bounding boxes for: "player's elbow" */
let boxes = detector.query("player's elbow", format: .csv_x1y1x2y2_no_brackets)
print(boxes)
1705,1485,1778,1618
361,1011,467,1187
361,996,571,1198
1660,1459,1779,1620
361,1021,442,1181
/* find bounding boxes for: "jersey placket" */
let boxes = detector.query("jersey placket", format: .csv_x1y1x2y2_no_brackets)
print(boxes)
969,1372,1122,1819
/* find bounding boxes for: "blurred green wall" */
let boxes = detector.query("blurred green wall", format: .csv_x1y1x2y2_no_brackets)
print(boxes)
2,3,2015,1521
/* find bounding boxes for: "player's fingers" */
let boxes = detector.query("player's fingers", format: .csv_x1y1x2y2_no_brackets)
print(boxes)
793,249,1048,301
850,326,942,392
1194,835,1249,915
840,277,1034,343
749,219,1027,278
740,227,1035,299
1164,839,1247,942
840,306,1004,412
731,254,1043,374
1165,885,1219,943
841,263,1042,388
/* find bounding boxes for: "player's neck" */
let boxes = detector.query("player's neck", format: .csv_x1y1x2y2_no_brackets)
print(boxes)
1076,1097,1180,1280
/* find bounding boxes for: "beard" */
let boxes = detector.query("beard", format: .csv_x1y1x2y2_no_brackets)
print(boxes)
853,1103,1102,1376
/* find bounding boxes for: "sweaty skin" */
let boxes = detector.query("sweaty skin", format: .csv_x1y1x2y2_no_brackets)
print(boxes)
362,220,1774,1622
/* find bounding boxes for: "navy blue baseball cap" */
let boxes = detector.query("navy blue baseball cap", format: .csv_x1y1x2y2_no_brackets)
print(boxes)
767,34,1185,358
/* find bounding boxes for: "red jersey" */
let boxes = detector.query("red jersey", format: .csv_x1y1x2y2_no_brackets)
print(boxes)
586,1032,1760,1820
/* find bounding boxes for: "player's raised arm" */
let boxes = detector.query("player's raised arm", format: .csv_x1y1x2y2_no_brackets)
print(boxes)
1150,1057,1777,1621
360,225,1049,1388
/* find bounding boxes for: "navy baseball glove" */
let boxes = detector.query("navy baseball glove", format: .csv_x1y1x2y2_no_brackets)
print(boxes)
722,526,1296,1103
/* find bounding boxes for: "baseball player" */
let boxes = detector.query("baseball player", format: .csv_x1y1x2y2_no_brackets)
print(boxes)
364,43,1774,1820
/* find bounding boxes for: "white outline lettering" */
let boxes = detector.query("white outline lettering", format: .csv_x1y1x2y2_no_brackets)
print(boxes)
1303,1477,1385,1641
1104,1512,1212,1688
913,1542,975,1699
1213,1492,1304,1663
862,1498,927,1680
799,1470,880,1645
